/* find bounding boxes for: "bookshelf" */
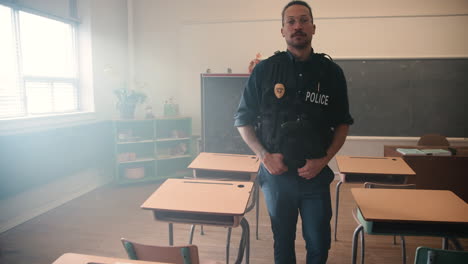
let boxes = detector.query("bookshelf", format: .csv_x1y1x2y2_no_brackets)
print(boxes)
113,117,193,184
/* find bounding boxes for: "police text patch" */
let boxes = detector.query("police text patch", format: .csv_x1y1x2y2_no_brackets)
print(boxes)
305,91,329,106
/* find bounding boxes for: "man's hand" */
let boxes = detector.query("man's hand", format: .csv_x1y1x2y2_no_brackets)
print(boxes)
262,152,288,175
297,157,328,179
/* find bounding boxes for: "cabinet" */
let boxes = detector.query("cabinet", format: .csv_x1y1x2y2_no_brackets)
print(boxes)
113,117,193,184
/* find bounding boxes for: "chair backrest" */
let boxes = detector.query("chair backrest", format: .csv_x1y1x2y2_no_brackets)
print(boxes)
364,182,416,189
414,246,468,264
417,134,449,146
121,238,200,264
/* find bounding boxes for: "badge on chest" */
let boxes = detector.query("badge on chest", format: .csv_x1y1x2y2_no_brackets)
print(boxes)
274,83,285,99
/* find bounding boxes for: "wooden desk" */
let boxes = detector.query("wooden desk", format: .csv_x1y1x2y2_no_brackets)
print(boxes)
52,253,170,264
188,152,261,241
384,145,468,157
188,152,260,181
333,156,415,241
384,145,468,202
351,188,468,264
142,178,253,264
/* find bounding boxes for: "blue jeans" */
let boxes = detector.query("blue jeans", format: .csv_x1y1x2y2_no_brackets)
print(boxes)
259,165,333,264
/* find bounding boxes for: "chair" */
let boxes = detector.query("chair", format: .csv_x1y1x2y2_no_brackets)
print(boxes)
121,238,221,264
352,182,416,264
417,134,449,146
414,246,468,264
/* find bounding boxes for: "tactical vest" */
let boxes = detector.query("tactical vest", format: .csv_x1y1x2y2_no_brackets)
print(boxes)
256,52,334,169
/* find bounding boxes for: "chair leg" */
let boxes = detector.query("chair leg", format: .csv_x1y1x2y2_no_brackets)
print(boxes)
200,225,204,235
352,224,363,264
226,227,232,264
334,180,343,241
393,235,397,245
400,236,406,264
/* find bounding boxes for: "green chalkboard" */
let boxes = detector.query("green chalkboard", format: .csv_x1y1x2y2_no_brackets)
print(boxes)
338,58,468,137
201,58,468,154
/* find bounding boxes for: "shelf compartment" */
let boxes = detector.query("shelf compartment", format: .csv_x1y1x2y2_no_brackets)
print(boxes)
117,139,155,144
118,162,155,183
157,154,192,160
156,137,190,142
156,157,192,179
118,157,156,164
155,117,191,139
113,117,192,184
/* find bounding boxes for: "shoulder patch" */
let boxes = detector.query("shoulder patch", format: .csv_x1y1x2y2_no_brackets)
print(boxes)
270,51,287,58
266,51,288,63
315,53,333,62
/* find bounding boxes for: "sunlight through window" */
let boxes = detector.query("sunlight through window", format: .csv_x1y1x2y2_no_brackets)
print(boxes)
0,4,79,118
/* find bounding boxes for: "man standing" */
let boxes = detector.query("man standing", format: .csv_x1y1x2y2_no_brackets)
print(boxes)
234,1,353,263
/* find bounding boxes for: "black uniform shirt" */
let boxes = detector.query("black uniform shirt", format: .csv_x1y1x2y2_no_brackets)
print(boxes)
235,50,353,129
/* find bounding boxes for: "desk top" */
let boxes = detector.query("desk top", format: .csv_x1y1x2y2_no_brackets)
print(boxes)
141,178,253,216
52,253,170,264
384,145,468,157
188,152,260,173
336,156,415,175
352,188,468,223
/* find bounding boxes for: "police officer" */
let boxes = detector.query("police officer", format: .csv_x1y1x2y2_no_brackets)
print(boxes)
234,1,353,264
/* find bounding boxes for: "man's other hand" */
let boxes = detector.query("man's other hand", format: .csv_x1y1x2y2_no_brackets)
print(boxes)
297,157,327,179
262,152,288,175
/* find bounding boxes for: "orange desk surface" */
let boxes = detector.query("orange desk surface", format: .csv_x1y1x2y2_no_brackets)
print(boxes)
352,188,468,223
188,152,260,173
141,179,254,227
52,253,170,264
336,156,415,176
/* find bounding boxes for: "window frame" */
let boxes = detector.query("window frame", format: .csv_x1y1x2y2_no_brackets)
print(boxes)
0,2,83,119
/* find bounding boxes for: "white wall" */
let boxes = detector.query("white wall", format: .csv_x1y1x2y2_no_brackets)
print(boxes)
86,0,129,120
131,0,468,135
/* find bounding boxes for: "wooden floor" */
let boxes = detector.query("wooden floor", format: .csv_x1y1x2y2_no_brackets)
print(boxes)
0,179,466,264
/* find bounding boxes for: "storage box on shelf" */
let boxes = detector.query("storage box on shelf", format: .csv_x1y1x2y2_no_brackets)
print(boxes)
113,117,193,184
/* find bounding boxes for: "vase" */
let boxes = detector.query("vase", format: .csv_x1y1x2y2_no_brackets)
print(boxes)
119,104,136,119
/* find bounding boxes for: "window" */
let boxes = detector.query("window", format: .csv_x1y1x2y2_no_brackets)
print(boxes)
0,4,79,119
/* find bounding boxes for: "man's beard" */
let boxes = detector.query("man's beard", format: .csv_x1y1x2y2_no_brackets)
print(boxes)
287,32,311,49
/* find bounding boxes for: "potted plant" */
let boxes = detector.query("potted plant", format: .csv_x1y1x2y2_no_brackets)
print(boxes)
114,88,147,119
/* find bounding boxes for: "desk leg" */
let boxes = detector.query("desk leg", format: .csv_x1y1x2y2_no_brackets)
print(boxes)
244,177,259,241
360,228,365,264
235,218,250,264
245,220,250,264
352,224,363,264
448,237,463,251
442,237,448,250
255,182,260,240
226,227,232,264
168,223,174,246
189,225,195,244
334,180,343,241
400,236,406,264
